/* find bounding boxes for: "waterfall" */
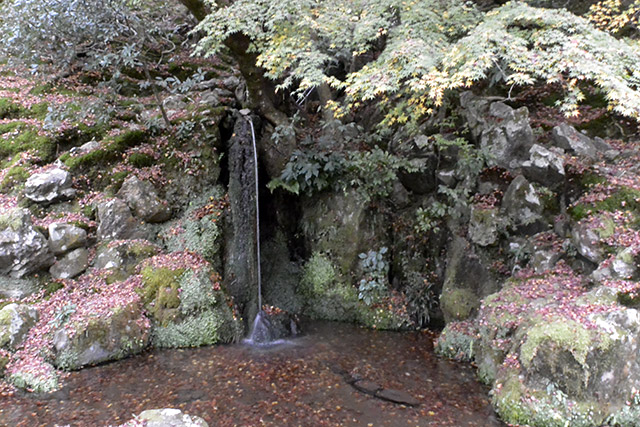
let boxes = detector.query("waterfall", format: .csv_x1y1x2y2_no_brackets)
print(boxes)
246,114,262,311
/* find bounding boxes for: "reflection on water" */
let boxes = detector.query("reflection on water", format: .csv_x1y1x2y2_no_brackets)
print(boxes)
0,321,503,426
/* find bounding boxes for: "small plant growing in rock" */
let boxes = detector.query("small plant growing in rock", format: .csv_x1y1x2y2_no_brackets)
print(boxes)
358,247,389,306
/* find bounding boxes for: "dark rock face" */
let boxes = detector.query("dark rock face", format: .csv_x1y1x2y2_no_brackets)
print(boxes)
23,168,75,204
440,237,497,323
224,115,260,322
117,175,171,223
461,92,535,170
0,208,55,278
96,199,140,241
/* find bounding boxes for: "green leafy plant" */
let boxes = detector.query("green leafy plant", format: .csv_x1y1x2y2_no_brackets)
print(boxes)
358,247,389,305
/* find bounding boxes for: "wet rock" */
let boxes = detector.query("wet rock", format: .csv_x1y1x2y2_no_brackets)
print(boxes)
48,223,87,255
501,175,545,233
521,144,565,187
51,299,150,370
96,198,139,241
0,208,55,278
375,388,420,406
124,409,208,427
461,92,535,170
117,175,171,223
23,167,75,204
0,303,38,349
352,380,382,394
551,123,598,159
468,206,500,247
94,239,159,281
246,309,300,345
49,248,89,279
571,222,604,264
440,237,497,323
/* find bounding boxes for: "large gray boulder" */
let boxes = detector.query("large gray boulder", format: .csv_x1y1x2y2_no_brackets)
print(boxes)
501,175,545,233
461,92,535,170
551,123,598,159
0,208,55,278
521,144,565,187
96,198,139,241
0,303,38,349
122,409,208,427
48,223,87,255
23,167,75,204
468,206,501,247
49,247,89,279
572,221,604,264
117,175,171,223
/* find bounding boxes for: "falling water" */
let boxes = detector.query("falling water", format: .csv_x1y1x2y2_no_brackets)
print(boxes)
246,114,262,311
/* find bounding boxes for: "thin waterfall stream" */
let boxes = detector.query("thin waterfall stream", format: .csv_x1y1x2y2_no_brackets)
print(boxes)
243,111,286,346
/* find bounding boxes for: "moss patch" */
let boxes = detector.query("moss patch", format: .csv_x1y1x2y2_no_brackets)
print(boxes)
570,187,640,221
139,266,184,326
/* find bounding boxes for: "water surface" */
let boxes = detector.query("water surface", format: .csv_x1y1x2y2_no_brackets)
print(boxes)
0,321,503,426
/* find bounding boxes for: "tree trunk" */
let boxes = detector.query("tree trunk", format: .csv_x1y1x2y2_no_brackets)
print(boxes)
177,0,295,176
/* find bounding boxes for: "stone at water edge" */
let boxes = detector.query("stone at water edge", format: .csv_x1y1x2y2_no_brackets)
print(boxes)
0,303,38,349
246,309,300,344
120,408,208,427
23,167,76,204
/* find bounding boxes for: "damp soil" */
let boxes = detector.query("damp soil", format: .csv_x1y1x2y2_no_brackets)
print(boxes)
0,321,504,426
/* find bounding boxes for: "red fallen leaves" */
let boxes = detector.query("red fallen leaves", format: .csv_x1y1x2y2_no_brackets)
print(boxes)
140,251,210,273
192,195,229,221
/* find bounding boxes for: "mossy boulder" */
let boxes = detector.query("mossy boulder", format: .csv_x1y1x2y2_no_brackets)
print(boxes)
163,188,226,270
301,189,387,275
435,320,479,362
8,358,59,393
0,303,38,349
93,239,160,282
440,263,640,426
51,299,150,370
299,252,411,330
138,252,242,348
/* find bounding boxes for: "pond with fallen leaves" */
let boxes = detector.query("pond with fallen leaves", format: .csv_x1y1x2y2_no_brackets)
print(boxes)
0,321,503,426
